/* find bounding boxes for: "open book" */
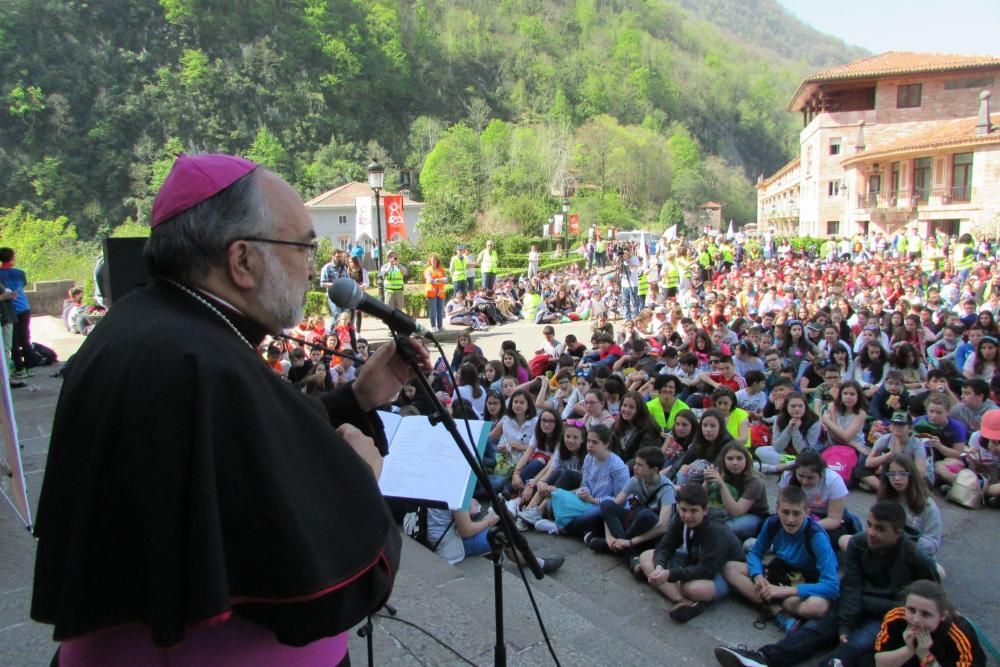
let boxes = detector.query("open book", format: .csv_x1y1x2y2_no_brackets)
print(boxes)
377,411,490,511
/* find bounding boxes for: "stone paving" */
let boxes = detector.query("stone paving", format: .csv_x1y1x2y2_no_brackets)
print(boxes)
2,315,999,666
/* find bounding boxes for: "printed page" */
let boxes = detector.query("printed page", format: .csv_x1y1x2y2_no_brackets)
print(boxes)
377,412,486,510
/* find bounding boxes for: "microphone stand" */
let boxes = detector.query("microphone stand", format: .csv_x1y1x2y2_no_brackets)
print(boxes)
388,332,545,667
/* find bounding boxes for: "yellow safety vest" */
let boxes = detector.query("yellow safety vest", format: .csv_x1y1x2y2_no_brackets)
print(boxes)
450,255,467,282
384,265,404,291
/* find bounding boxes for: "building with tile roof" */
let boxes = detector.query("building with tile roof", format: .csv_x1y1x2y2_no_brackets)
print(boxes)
304,182,425,254
758,51,1000,239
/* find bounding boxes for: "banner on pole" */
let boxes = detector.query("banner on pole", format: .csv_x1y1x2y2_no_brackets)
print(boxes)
553,213,563,234
355,196,373,241
383,194,406,240
569,214,580,235
542,224,549,237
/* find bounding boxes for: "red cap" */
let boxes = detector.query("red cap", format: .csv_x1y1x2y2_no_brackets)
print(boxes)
151,154,258,228
981,409,1000,441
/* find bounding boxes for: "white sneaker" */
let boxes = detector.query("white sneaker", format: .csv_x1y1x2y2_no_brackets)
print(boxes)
515,517,530,532
534,519,560,535
505,498,521,515
518,507,542,524
759,463,778,474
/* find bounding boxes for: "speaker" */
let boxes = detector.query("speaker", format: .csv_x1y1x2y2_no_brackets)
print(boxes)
102,237,150,307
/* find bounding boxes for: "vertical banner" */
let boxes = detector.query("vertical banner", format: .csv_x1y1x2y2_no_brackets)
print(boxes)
569,214,580,235
553,214,564,234
383,194,407,240
355,196,372,241
541,224,550,237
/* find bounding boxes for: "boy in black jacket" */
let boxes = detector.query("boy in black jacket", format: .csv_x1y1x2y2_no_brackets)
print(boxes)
715,501,938,667
638,483,744,624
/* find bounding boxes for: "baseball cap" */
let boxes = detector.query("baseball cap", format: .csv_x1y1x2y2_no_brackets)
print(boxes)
151,153,258,228
981,409,1000,440
890,411,912,425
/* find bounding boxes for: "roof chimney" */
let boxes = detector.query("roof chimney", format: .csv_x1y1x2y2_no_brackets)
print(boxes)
977,91,992,135
855,120,866,152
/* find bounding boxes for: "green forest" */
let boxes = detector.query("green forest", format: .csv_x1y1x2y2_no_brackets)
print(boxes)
0,0,863,282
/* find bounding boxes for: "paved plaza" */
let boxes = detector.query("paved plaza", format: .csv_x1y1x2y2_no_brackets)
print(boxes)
1,315,998,666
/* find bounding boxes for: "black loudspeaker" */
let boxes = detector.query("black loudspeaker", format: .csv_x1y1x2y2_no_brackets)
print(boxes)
102,237,150,307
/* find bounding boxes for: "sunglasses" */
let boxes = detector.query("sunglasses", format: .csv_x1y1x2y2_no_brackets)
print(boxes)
566,419,586,428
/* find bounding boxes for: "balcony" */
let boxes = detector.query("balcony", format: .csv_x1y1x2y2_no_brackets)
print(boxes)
856,192,918,210
933,185,972,205
767,206,800,221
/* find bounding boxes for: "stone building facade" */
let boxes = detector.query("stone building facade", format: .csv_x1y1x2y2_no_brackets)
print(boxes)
757,52,1000,238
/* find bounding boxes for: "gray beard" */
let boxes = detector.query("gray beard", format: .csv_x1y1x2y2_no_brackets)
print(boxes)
258,247,306,329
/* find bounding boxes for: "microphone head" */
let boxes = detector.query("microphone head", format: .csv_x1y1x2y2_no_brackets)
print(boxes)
329,277,364,309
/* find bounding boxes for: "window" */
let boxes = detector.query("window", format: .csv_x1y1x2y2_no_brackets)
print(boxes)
952,153,973,201
337,236,351,250
805,146,813,175
890,162,901,203
826,221,840,236
827,181,841,197
338,214,348,225
829,137,841,155
897,83,922,108
913,157,932,203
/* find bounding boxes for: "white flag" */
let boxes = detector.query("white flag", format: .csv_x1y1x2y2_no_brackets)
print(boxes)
542,223,549,237
663,225,677,241
637,229,649,259
355,196,373,241
726,219,735,239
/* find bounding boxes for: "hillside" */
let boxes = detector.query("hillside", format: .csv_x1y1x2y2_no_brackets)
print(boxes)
677,0,870,73
0,0,866,244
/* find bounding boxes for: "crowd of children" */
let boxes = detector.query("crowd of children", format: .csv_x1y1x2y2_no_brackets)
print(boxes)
260,231,1000,666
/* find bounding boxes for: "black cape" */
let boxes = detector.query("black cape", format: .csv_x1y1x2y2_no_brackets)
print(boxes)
31,279,400,647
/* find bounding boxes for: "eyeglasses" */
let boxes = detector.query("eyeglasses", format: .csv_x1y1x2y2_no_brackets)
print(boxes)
539,417,558,424
238,237,319,263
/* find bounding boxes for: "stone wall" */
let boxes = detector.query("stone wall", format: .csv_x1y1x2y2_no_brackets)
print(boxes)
26,280,75,318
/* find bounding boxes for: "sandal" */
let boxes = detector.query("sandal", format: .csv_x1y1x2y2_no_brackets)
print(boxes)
669,601,706,624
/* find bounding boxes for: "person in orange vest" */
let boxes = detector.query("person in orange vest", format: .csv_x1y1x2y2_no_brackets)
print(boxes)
424,254,448,332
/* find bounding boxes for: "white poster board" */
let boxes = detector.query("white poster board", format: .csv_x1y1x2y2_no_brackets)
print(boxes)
0,334,31,529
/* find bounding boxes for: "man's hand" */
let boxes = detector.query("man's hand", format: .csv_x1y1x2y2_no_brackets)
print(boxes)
337,424,383,479
647,565,670,585
353,338,433,412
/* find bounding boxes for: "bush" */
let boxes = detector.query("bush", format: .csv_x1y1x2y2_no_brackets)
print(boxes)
305,290,327,318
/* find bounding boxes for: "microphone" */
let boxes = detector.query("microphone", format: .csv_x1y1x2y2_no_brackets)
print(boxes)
329,278,433,338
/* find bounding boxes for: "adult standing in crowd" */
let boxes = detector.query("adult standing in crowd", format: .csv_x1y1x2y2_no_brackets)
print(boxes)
424,253,447,333
478,239,499,291
319,247,349,318
380,249,408,311
31,154,427,666
0,247,34,377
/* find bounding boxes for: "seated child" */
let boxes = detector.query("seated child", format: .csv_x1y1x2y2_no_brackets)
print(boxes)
638,483,745,624
725,486,839,633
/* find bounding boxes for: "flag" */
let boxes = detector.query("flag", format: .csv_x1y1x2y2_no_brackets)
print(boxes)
569,214,580,234
383,194,406,240
553,213,564,234
355,196,372,241
663,225,677,241
726,219,735,239
542,223,549,237
637,229,649,259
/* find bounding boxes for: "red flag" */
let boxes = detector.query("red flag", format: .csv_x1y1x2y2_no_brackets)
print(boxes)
569,214,580,235
383,194,406,240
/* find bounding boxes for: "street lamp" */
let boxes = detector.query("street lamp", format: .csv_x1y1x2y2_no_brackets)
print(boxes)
367,160,385,302
561,197,570,257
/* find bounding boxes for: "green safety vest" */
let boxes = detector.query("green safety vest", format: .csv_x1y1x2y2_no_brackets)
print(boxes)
954,243,975,271
450,255,467,282
646,397,689,430
722,246,734,263
637,271,649,296
479,249,498,273
384,265,404,291
698,251,711,268
920,253,937,273
596,241,606,253
676,257,689,281
663,261,679,289
910,236,923,252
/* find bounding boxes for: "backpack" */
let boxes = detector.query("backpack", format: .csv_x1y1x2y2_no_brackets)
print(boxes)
821,445,858,484
27,342,58,367
761,515,822,562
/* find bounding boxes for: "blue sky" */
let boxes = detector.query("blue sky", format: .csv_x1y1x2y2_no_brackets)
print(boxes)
777,0,1000,57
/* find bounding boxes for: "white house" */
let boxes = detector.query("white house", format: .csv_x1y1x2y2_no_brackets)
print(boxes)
304,182,426,252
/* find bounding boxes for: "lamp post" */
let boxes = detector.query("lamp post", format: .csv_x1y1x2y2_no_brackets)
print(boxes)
367,160,385,302
561,197,570,257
